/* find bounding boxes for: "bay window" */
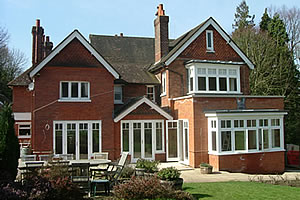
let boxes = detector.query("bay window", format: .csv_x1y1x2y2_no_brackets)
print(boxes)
207,114,285,155
187,63,240,94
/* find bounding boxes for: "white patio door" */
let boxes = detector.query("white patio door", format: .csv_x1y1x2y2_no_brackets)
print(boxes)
132,122,155,162
166,120,180,161
54,121,101,160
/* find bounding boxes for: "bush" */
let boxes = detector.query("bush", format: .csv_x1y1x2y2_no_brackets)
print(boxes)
0,104,20,181
120,165,135,179
135,159,159,173
114,176,193,200
0,182,28,200
199,163,213,168
157,167,181,181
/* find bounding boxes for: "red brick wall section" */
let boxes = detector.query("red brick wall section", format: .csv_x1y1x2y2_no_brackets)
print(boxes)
209,151,285,174
180,25,243,62
12,86,32,112
32,65,115,155
123,84,146,102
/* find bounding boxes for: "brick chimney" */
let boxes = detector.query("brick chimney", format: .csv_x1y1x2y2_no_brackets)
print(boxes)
32,19,53,65
154,4,169,62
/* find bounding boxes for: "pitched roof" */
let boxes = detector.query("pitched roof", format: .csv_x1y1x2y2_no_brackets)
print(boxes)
114,96,173,122
149,17,255,72
89,35,160,84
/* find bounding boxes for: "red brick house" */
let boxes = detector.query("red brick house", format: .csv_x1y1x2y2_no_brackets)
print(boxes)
9,4,286,173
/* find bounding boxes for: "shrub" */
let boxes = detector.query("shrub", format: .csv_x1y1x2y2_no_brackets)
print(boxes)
157,167,181,181
200,163,213,168
114,176,193,200
120,165,135,179
0,104,20,181
135,159,159,173
0,182,28,200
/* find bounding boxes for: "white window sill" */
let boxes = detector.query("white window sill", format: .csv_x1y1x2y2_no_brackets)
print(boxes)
114,101,124,105
160,93,166,97
18,136,31,139
187,91,242,95
208,148,285,156
58,99,91,103
206,50,215,53
155,150,165,154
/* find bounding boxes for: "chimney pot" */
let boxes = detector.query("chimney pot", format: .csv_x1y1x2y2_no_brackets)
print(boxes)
156,4,165,16
36,19,40,27
120,33,123,37
46,36,50,42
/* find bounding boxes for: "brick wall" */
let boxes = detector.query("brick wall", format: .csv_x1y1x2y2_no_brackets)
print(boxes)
209,151,285,173
12,86,32,112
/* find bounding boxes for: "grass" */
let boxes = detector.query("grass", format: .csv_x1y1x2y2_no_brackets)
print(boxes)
183,181,300,200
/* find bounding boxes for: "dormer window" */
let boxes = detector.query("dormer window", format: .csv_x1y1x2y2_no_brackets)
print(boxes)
146,85,155,102
206,30,214,52
60,81,90,102
187,63,240,94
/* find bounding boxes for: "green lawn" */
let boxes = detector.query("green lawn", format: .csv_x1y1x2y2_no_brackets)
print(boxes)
183,181,300,200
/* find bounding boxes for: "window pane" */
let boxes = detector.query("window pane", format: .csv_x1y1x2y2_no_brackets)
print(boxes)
258,129,262,150
229,78,237,91
263,130,269,149
62,82,69,98
156,122,162,151
71,83,78,98
219,69,227,75
92,123,100,153
81,83,88,98
272,129,280,148
235,131,246,150
221,131,231,151
55,124,63,154
229,69,237,75
207,32,212,48
248,130,257,150
67,123,76,155
212,131,216,151
219,77,227,91
122,123,129,152
198,77,206,91
190,77,193,91
209,77,216,91
208,69,216,75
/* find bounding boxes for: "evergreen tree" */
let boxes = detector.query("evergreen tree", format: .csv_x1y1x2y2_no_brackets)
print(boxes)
260,8,271,31
0,104,20,181
232,0,255,30
268,14,289,47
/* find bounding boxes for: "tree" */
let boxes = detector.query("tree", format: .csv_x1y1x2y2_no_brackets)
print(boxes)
232,0,255,30
260,8,271,31
0,27,26,101
0,104,20,181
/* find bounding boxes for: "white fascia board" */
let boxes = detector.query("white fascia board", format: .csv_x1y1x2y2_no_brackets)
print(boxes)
205,111,287,118
165,18,254,70
13,112,31,120
114,97,173,122
30,30,119,79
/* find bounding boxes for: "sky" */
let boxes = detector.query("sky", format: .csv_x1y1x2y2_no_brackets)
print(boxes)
1,0,299,70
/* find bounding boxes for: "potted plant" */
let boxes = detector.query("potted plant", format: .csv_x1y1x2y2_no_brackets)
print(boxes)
199,163,213,174
157,167,183,190
135,159,159,176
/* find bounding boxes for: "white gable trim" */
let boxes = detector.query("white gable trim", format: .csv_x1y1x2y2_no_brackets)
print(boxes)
114,97,173,122
29,30,120,79
165,18,254,69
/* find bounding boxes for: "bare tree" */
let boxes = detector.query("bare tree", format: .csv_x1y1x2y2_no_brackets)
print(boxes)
269,5,300,64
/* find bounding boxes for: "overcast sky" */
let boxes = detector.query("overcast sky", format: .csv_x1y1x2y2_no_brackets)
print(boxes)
1,0,299,70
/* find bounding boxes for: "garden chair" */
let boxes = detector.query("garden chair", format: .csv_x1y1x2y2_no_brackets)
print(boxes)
90,165,123,196
93,152,109,160
71,163,90,194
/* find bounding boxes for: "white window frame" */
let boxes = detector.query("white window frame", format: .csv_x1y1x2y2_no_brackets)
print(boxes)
59,81,90,102
186,63,241,94
206,30,214,52
146,85,155,102
207,114,285,156
120,120,165,162
161,71,166,96
53,120,101,160
17,122,31,138
114,85,123,104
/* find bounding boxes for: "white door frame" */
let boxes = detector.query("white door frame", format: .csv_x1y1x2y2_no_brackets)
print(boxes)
181,119,189,165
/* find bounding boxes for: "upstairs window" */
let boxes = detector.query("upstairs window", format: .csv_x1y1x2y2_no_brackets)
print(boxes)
161,72,166,96
206,30,214,52
187,64,240,94
146,85,155,102
114,85,123,104
60,81,90,101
